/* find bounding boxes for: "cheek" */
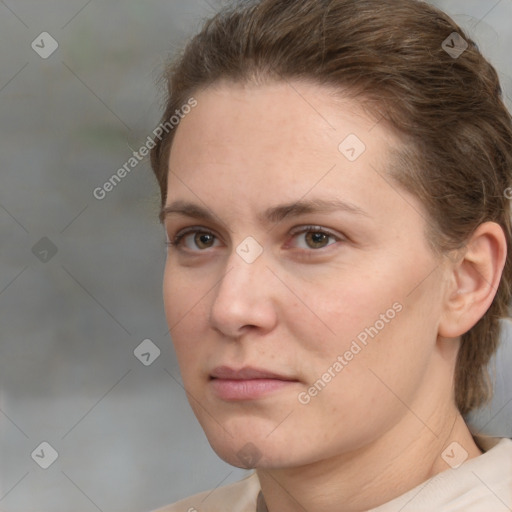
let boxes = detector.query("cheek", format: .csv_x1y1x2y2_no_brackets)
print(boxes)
163,259,210,324
163,263,183,327
163,262,210,367
299,310,431,439
288,259,440,388
286,269,401,354
318,286,442,416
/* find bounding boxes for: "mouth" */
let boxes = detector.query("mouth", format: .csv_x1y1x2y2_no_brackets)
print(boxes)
209,366,300,401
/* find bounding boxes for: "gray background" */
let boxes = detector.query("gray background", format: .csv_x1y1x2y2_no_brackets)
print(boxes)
0,1,511,511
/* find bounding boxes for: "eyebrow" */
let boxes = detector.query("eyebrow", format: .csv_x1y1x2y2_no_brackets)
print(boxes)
160,198,369,225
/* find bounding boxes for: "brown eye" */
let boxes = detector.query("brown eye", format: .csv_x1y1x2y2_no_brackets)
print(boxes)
169,228,220,251
304,231,331,249
289,226,339,250
194,232,215,249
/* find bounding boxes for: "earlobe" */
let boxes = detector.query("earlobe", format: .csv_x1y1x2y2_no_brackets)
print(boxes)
438,222,507,339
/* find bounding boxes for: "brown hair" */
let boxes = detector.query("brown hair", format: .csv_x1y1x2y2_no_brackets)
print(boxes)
150,0,512,415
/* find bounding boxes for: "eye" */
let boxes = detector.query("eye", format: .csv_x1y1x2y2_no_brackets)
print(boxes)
167,228,221,251
289,226,341,250
167,225,342,253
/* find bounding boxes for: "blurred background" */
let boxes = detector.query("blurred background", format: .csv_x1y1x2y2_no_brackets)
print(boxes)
0,1,511,511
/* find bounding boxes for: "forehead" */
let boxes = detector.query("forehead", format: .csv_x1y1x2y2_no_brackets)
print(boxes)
177,81,386,146
165,81,412,225
170,81,398,173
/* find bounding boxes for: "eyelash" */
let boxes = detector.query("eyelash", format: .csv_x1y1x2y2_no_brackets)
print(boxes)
166,225,342,252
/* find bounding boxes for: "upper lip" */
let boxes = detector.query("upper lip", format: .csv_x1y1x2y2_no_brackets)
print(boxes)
210,366,298,381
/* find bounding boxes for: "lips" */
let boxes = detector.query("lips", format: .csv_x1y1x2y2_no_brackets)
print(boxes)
209,366,299,400
210,365,297,381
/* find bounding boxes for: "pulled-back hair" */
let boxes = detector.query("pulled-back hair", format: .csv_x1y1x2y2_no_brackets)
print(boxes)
150,0,512,415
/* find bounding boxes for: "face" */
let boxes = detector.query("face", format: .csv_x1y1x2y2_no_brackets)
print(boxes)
162,80,450,469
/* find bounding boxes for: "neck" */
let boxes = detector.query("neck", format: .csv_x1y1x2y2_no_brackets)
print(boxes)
256,406,481,512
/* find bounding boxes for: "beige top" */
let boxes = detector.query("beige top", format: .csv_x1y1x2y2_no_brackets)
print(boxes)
154,436,512,511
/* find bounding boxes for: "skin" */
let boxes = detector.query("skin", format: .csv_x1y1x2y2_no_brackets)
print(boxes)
162,80,506,512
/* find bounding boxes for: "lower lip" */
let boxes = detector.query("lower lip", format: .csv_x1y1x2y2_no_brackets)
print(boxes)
209,378,297,400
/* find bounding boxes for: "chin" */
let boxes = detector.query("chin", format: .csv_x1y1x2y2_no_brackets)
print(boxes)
204,428,313,470
209,442,287,469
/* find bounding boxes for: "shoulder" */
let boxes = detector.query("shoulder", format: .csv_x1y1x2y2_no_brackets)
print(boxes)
371,437,512,512
152,472,261,512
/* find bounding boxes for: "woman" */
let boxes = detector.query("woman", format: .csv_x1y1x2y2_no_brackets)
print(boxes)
150,0,512,510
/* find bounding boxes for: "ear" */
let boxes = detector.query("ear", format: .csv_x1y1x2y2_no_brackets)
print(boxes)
438,222,507,338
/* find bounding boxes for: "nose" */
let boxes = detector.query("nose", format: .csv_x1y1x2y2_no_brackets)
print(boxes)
209,249,278,339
